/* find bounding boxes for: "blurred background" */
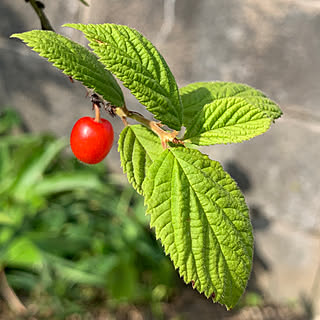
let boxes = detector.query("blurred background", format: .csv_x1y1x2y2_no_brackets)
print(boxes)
0,0,319,319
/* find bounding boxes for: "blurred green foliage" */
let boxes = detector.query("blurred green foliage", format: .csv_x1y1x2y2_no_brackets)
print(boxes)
0,108,177,318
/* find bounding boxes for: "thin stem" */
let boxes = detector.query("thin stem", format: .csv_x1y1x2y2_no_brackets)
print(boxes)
93,104,101,122
115,104,182,149
27,0,54,31
0,269,27,314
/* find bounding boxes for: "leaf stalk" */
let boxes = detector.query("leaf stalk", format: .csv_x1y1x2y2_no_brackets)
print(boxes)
115,105,180,149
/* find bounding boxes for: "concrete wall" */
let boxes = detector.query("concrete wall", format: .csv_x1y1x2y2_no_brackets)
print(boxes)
1,0,320,316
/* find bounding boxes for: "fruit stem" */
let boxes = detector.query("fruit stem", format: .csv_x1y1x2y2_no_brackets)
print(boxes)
93,104,101,123
115,104,182,149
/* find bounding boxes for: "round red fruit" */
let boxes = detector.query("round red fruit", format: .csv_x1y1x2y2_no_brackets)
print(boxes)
70,117,114,164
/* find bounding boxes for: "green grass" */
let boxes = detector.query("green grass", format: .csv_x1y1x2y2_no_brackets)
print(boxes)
0,107,177,318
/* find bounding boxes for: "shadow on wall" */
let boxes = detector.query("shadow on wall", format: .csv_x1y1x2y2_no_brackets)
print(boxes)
225,161,271,295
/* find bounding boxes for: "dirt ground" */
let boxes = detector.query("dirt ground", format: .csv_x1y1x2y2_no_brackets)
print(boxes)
0,288,309,320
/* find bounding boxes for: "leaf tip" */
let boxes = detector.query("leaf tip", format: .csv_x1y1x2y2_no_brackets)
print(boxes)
10,33,22,39
62,23,84,31
62,23,75,28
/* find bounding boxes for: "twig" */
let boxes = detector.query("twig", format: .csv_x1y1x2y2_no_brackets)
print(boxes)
0,269,27,315
26,0,54,31
115,104,182,149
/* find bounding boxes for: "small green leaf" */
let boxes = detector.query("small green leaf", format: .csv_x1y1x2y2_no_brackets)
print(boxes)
78,0,89,6
11,30,124,106
118,125,162,194
65,23,183,130
143,147,253,309
180,82,282,145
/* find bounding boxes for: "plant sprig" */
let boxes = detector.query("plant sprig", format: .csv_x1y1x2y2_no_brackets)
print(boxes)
11,23,282,309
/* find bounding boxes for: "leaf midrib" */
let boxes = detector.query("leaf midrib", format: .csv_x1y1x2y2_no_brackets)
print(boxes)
91,40,171,99
171,162,239,301
146,149,250,295
184,100,271,140
171,150,251,261
130,126,162,162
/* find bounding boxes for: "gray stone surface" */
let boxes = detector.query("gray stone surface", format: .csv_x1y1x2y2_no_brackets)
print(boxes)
1,0,320,316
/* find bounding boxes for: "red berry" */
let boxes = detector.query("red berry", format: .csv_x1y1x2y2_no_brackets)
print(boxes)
70,116,114,164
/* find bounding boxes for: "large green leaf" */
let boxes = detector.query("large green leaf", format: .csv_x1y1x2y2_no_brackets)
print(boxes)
143,147,253,309
11,30,124,106
65,23,183,130
180,82,282,145
118,125,162,195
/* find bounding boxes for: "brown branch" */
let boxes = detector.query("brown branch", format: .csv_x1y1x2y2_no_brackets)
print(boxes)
26,0,54,31
115,104,183,149
0,269,27,315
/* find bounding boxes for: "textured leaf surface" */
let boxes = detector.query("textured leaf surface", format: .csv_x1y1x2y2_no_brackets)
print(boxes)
11,30,124,106
65,23,183,130
180,82,282,145
143,147,253,309
118,125,162,194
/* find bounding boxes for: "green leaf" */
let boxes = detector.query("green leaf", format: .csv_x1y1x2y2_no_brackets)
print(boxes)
0,108,21,134
6,271,39,291
107,253,139,300
142,147,253,309
33,172,103,196
65,23,183,130
43,252,105,286
12,138,68,199
0,212,14,225
3,237,42,268
118,125,162,194
11,30,124,106
180,81,282,145
78,0,89,6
